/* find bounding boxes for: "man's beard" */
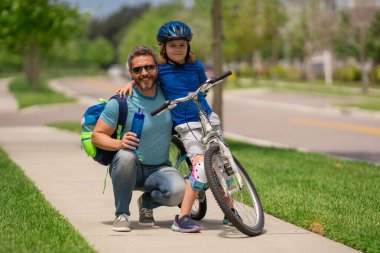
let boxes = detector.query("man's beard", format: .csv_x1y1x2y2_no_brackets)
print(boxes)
135,75,157,91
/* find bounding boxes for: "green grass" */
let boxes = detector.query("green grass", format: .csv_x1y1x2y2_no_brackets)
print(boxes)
42,68,105,79
337,102,380,111
47,121,82,134
47,121,380,252
0,148,96,253
227,139,379,253
9,76,76,109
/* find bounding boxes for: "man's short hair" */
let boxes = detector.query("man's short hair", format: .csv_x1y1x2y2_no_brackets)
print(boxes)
126,46,158,69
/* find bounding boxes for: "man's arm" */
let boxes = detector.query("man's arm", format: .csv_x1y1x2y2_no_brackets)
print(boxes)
92,118,121,151
92,118,140,151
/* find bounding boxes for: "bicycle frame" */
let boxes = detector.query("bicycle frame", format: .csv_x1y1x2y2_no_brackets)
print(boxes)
151,71,244,196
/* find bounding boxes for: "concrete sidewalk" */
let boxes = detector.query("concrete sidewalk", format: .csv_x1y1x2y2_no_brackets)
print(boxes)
0,78,360,252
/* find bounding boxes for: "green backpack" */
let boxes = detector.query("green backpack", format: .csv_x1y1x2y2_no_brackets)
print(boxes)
81,95,128,166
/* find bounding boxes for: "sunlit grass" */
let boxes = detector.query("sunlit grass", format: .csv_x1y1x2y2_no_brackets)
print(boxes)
0,148,96,253
9,76,76,109
228,139,379,253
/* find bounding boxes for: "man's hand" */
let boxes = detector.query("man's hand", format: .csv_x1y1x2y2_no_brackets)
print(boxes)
121,132,140,150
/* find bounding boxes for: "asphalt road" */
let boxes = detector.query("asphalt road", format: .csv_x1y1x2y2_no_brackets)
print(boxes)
223,89,380,164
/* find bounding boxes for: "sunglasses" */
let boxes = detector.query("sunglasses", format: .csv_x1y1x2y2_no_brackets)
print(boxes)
131,65,156,74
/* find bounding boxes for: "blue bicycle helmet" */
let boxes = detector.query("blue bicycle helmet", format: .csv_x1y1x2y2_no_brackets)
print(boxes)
157,21,193,44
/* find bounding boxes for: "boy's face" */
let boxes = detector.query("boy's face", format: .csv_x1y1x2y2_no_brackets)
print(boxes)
129,55,157,93
165,40,188,64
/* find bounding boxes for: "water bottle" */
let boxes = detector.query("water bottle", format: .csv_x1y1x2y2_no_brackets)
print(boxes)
130,108,145,149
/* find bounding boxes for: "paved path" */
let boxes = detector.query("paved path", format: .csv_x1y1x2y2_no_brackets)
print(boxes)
0,78,361,253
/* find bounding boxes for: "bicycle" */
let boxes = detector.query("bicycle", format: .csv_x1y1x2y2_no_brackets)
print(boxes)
151,71,264,236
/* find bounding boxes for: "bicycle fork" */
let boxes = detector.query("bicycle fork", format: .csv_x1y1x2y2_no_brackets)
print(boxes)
217,142,244,194
195,98,244,196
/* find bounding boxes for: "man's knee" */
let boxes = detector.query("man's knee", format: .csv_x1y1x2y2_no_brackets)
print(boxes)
111,150,138,176
166,184,185,206
164,174,186,206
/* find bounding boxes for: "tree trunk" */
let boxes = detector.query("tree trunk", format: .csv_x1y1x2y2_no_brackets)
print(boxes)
211,0,224,125
23,39,41,91
359,27,369,93
305,42,315,82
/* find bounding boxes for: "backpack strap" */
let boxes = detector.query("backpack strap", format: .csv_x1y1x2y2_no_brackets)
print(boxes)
109,95,128,140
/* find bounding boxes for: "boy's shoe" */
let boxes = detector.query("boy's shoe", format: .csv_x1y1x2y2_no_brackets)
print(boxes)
113,213,131,232
172,214,201,233
223,208,242,226
223,215,233,226
138,195,155,226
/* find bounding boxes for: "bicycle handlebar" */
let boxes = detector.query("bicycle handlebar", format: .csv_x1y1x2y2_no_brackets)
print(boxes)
150,70,232,116
208,70,232,84
150,101,170,117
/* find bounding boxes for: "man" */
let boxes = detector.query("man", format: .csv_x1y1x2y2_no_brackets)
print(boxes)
92,46,186,232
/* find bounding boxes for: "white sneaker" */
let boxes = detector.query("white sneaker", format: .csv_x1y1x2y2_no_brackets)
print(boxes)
113,213,131,232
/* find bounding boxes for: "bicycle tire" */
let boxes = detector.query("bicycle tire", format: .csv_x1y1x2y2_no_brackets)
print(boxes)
170,135,207,220
204,145,264,236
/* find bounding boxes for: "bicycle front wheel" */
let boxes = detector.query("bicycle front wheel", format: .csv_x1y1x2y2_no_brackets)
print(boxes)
204,145,264,236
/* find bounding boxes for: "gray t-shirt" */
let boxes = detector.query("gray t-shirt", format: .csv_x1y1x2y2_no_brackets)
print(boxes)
100,86,172,165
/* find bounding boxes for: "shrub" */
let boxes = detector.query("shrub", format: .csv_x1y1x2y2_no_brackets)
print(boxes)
369,64,380,83
336,66,361,81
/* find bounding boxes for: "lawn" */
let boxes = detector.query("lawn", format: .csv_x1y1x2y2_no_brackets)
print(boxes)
9,76,76,109
0,148,96,253
228,140,380,253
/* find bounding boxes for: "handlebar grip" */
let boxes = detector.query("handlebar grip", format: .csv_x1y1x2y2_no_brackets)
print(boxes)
210,71,232,83
150,101,169,116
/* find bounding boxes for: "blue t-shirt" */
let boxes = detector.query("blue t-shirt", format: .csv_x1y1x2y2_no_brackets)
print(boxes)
100,87,172,165
158,60,212,126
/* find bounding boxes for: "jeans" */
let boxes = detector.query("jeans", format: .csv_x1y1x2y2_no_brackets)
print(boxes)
110,149,186,216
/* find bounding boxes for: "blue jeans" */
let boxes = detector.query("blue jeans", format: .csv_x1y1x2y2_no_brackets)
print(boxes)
110,149,186,216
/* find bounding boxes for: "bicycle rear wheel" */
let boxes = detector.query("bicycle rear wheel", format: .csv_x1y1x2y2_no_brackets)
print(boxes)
170,135,207,220
204,145,264,236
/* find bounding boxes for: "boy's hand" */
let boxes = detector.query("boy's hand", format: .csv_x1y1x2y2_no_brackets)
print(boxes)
117,81,134,97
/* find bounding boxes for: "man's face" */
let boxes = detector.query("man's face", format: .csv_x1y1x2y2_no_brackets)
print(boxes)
129,55,157,91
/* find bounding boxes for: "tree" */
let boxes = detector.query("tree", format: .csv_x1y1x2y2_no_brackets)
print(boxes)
367,11,380,64
84,37,114,68
211,0,224,122
0,0,86,90
117,1,212,64
333,12,359,59
117,4,181,64
88,3,148,63
347,0,379,92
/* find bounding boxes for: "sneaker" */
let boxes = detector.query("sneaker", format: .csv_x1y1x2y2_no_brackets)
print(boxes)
172,214,201,233
113,213,131,232
138,195,155,226
223,208,242,226
223,215,233,226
